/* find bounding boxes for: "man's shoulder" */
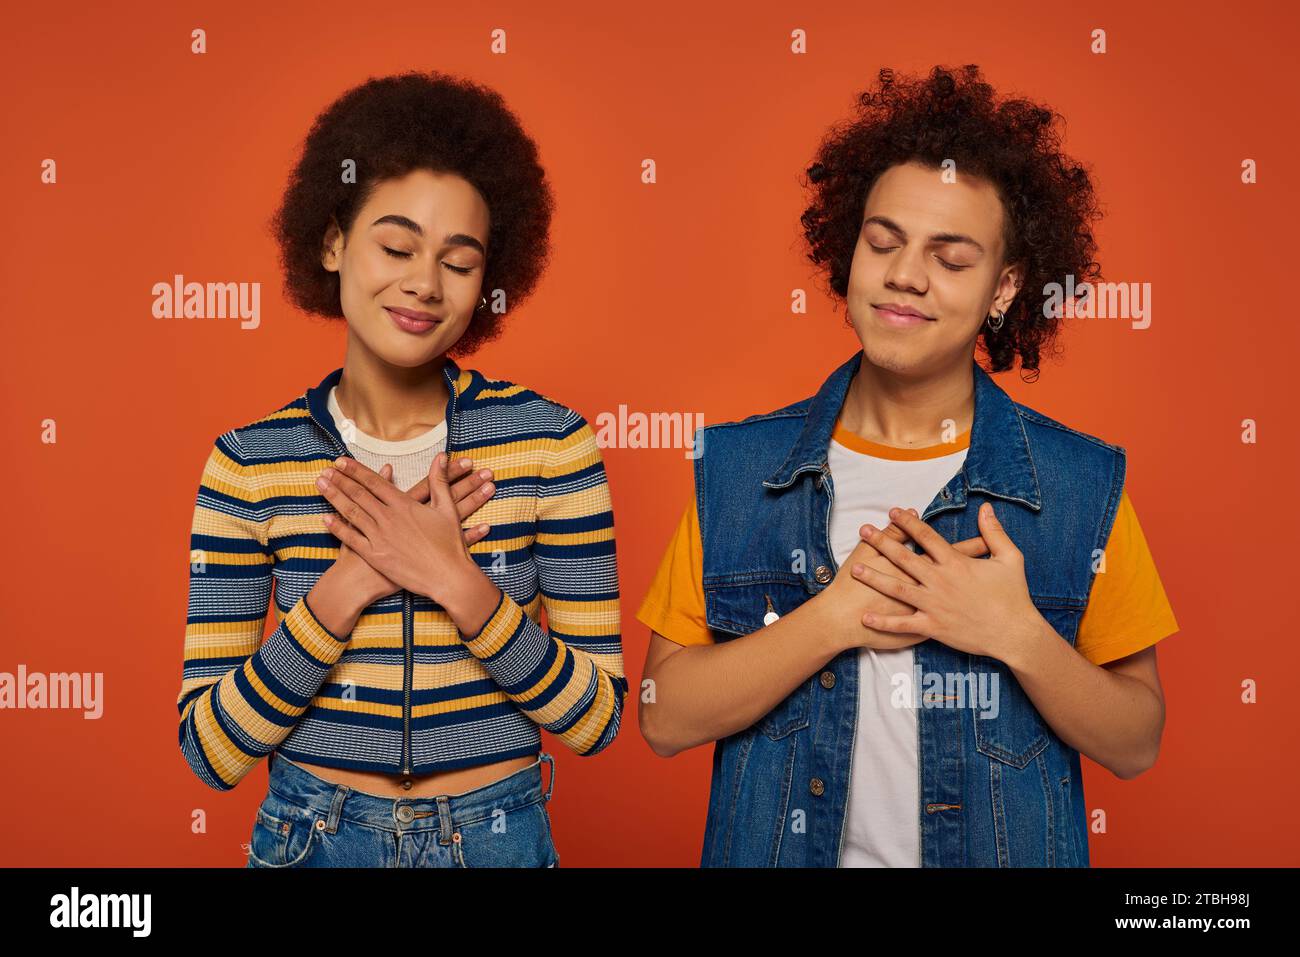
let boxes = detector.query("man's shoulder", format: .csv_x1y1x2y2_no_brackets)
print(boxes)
1011,399,1127,459
699,394,812,444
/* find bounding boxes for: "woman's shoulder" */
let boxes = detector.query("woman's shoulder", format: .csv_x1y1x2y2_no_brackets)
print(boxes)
460,366,590,437
208,386,328,466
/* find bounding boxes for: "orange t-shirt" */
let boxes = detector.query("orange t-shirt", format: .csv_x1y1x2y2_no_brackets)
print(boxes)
635,432,1178,667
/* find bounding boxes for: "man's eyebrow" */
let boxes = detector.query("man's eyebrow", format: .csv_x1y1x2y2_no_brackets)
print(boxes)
862,215,985,253
370,215,485,255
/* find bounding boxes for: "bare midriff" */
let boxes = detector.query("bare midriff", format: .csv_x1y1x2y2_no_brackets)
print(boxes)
285,754,537,798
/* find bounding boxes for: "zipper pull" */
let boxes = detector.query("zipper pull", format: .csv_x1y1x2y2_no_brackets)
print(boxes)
763,594,779,626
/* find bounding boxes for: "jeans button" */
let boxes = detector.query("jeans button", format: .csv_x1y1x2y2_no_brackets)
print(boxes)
814,565,832,584
819,670,836,689
396,805,415,823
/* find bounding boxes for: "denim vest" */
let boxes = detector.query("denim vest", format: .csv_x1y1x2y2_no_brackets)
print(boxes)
693,350,1125,867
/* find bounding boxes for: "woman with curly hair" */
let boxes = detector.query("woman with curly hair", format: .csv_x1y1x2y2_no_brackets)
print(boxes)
637,64,1177,868
176,72,626,868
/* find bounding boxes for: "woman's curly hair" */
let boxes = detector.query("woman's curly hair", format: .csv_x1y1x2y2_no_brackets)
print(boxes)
800,64,1103,380
270,71,554,357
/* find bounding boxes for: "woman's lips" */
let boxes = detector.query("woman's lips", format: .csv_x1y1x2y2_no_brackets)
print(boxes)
385,307,439,334
873,305,934,328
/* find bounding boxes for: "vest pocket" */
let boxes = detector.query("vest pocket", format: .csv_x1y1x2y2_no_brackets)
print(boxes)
758,675,813,739
701,579,815,740
969,654,1050,768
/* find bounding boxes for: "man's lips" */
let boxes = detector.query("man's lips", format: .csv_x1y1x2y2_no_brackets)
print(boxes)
872,304,935,327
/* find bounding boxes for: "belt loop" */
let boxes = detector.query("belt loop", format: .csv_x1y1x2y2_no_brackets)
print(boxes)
540,751,556,803
325,785,349,834
436,795,453,846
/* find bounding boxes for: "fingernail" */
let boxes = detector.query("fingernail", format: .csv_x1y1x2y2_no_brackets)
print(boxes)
460,458,471,467
334,457,346,468
316,476,328,490
852,563,864,574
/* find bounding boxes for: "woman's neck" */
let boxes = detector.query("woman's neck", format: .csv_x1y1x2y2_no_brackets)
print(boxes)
334,343,450,443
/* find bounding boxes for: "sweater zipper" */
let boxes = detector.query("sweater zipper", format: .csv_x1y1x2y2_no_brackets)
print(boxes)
306,365,461,778
402,365,461,775
402,588,413,774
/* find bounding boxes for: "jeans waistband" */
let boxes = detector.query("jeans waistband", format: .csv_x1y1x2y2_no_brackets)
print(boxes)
266,750,556,840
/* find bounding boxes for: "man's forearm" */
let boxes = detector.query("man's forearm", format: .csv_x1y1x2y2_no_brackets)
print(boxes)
643,594,846,756
1002,617,1163,779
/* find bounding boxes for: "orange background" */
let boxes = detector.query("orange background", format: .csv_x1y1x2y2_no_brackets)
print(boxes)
2,0,1296,866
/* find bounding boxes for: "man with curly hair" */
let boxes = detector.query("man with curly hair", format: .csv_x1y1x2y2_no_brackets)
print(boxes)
636,65,1177,868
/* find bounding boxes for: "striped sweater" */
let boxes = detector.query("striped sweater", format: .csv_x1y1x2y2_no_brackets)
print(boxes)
177,358,627,791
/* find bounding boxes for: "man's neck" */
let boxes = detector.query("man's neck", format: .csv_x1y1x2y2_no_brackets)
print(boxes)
839,355,975,448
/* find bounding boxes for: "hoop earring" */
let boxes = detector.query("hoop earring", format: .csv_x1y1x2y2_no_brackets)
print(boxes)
475,295,488,312
986,308,1005,332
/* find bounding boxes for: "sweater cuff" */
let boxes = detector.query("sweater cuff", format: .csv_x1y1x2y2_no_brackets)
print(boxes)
460,589,547,676
257,596,350,698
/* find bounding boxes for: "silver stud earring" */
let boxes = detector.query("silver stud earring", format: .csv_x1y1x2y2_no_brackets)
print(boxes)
475,295,488,312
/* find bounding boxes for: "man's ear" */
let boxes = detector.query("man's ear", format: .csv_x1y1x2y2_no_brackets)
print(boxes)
993,260,1025,314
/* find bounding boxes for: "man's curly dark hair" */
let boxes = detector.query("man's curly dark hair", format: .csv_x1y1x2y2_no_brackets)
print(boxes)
799,64,1104,380
270,71,554,357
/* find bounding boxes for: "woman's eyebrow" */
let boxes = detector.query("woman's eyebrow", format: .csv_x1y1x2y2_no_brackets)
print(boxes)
862,215,984,253
370,214,485,255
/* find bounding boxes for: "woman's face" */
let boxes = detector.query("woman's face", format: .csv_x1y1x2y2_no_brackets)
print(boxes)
320,168,490,367
845,159,1023,378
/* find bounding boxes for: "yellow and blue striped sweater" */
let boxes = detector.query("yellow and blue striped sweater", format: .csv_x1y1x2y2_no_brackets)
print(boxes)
177,358,626,790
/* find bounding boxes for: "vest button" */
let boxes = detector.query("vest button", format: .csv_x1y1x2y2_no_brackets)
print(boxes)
809,777,825,797
396,805,415,823
814,565,832,584
819,670,836,689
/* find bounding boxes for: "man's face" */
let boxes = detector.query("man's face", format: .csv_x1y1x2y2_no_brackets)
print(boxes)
845,159,1022,378
320,168,490,368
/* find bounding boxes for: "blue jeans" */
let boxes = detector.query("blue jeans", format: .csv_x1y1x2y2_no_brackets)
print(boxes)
245,750,559,868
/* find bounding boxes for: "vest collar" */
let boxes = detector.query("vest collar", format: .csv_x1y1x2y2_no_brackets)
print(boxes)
762,349,1042,511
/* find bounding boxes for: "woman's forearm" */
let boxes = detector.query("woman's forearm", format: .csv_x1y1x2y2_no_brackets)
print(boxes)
432,556,504,638
305,564,370,640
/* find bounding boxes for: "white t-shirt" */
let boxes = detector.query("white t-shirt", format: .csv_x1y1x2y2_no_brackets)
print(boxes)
327,386,448,492
828,418,970,868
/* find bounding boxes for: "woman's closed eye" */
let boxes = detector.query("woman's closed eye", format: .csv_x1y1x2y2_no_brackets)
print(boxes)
382,246,476,274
